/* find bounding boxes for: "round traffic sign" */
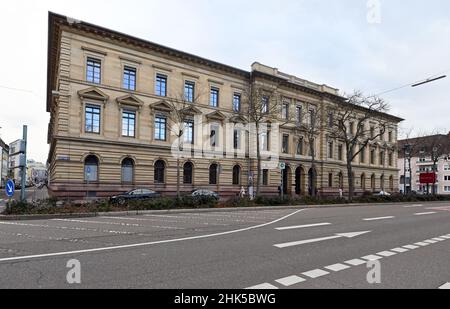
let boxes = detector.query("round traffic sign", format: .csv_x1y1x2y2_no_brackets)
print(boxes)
5,179,15,198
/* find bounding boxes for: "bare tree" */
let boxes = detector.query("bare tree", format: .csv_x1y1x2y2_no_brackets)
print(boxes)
242,83,284,196
330,91,390,201
293,103,325,197
164,91,203,199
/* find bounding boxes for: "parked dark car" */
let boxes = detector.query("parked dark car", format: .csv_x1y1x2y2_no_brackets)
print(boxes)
110,189,161,205
191,189,220,201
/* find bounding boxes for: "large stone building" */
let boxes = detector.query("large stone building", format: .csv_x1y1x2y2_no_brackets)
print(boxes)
46,12,403,200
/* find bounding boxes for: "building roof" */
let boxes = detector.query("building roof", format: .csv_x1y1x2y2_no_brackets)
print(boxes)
398,133,450,158
46,12,404,123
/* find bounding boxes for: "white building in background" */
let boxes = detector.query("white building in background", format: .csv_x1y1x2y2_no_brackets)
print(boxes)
27,160,47,184
0,138,9,188
398,133,450,195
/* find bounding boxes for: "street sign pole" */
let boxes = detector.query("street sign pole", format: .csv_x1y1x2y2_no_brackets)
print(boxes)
20,125,28,202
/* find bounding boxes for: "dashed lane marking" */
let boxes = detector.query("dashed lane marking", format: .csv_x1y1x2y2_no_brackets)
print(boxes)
275,223,332,231
246,232,450,289
325,263,350,272
439,283,450,289
415,242,430,247
275,276,306,287
246,283,279,290
302,269,330,279
363,216,395,221
414,212,437,216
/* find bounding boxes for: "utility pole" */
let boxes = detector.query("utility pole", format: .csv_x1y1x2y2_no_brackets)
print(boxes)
20,125,28,202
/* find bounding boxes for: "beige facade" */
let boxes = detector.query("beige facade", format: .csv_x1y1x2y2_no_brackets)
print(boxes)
46,12,403,199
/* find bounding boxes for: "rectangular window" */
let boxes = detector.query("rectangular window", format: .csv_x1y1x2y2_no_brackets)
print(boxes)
388,131,393,143
380,151,385,166
349,122,355,135
210,125,219,147
371,149,376,165
282,134,289,154
338,145,343,161
233,93,241,112
155,74,167,97
85,105,100,134
360,146,366,163
445,186,450,192
210,87,219,107
184,81,195,103
328,141,334,159
328,113,333,128
282,103,289,120
262,96,269,114
328,173,333,188
260,132,269,151
445,165,450,171
184,120,194,144
154,116,167,141
122,110,136,137
234,129,240,149
297,138,304,155
389,152,393,166
123,66,137,91
263,169,269,186
370,127,375,139
309,110,316,128
444,176,450,181
86,58,101,84
296,106,302,124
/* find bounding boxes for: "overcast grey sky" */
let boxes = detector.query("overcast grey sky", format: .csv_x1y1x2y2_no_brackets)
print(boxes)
0,0,449,163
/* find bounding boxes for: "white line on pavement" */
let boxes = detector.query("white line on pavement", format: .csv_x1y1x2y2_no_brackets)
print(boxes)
403,245,420,250
376,251,397,257
414,212,437,216
275,276,305,287
325,263,350,272
439,283,450,289
274,231,371,249
302,269,330,279
275,223,331,231
345,259,367,266
361,255,382,261
363,216,395,221
391,247,409,253
246,283,279,290
415,242,430,247
0,210,305,264
404,205,424,208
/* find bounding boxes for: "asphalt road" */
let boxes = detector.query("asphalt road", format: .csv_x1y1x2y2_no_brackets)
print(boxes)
0,202,449,289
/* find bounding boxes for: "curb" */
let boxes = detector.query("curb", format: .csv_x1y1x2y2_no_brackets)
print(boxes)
1,201,449,221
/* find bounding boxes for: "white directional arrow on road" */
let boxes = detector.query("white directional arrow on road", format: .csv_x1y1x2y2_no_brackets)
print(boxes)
274,231,372,248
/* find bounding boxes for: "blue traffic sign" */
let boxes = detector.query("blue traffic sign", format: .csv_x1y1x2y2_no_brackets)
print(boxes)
5,180,15,198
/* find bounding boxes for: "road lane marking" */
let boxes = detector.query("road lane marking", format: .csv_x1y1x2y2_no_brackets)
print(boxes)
275,276,305,287
415,242,430,247
403,245,419,250
52,219,142,227
0,210,305,264
302,269,329,279
414,212,437,216
439,283,450,289
377,251,397,257
325,263,350,272
274,231,371,249
246,283,279,290
432,238,446,241
391,248,409,253
404,205,424,208
275,223,331,231
424,240,438,244
363,216,395,221
361,255,382,261
345,259,367,266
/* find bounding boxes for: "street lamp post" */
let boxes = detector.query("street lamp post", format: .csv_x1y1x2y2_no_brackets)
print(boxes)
403,144,412,195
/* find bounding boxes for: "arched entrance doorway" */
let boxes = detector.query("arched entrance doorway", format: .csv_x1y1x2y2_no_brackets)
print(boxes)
295,166,305,195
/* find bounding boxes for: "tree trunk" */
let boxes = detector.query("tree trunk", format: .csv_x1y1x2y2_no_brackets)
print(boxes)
256,124,262,196
347,162,354,202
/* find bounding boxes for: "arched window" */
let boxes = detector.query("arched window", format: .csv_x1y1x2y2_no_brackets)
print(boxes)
232,165,241,185
361,174,366,191
371,174,376,191
154,160,165,184
183,162,193,184
84,155,99,182
209,164,218,185
121,158,134,183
